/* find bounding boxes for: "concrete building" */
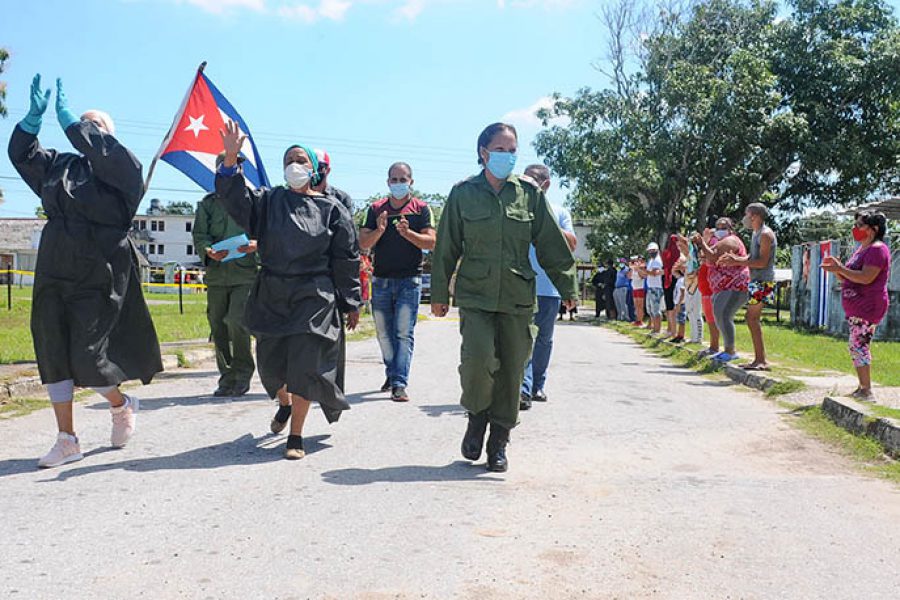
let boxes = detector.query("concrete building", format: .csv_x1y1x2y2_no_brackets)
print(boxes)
0,218,47,285
130,198,201,268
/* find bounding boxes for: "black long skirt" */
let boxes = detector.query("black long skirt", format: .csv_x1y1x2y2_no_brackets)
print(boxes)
256,333,349,423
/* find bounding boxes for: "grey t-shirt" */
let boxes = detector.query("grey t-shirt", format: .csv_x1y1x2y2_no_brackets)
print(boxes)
750,225,776,281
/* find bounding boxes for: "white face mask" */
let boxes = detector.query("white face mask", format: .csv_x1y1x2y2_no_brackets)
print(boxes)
284,163,312,189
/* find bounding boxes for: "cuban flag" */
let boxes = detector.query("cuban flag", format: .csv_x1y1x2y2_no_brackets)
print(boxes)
147,63,270,192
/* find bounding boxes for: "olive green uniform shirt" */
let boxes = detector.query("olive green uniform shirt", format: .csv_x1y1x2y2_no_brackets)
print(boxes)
431,173,577,314
192,193,259,287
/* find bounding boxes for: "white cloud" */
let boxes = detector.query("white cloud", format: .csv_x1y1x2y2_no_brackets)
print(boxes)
278,0,353,22
278,3,318,21
393,0,427,21
181,0,265,14
502,96,557,129
319,0,352,20
151,0,581,22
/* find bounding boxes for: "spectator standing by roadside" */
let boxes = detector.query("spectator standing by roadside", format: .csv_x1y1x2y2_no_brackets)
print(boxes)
591,265,607,319
359,162,436,402
602,259,617,320
630,256,646,326
694,218,749,362
718,203,777,370
697,228,720,356
676,234,703,344
645,243,665,334
518,164,578,411
671,260,687,343
613,261,631,321
662,235,681,338
822,211,891,401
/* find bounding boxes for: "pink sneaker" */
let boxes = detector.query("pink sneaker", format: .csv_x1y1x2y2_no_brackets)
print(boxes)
110,395,139,448
37,432,83,468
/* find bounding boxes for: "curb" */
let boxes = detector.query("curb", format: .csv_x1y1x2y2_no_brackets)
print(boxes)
0,346,218,401
630,329,781,393
821,396,900,458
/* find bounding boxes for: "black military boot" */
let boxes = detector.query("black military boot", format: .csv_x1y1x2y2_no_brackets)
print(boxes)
461,412,489,461
486,423,510,472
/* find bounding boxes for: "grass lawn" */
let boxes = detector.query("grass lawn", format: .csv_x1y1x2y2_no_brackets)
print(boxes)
0,287,376,365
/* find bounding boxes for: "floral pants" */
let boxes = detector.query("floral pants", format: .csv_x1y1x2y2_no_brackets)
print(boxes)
848,316,877,368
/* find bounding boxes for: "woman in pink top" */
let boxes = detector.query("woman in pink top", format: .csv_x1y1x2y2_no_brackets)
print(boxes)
693,217,750,362
822,211,891,401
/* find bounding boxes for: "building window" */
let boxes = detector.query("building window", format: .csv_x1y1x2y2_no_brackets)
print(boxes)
139,220,147,231
132,220,138,230
187,244,194,256
149,244,156,255
140,245,146,254
158,221,166,232
158,244,165,254
151,220,158,232
185,222,192,232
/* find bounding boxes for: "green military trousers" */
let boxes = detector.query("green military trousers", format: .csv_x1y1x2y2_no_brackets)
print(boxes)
207,284,255,390
458,308,535,430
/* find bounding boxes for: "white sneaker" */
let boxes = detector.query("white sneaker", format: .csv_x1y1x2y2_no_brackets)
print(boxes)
110,395,139,448
37,432,83,468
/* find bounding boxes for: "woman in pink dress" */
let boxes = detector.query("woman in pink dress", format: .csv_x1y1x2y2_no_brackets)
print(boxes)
822,211,891,401
693,217,750,362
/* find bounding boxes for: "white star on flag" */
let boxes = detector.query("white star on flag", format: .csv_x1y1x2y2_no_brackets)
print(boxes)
184,115,209,138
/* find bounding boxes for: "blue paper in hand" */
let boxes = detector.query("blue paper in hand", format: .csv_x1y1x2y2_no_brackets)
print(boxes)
211,234,250,263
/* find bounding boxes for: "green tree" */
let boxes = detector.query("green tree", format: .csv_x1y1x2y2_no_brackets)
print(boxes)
771,0,900,212
35,205,47,219
535,0,900,251
163,200,195,215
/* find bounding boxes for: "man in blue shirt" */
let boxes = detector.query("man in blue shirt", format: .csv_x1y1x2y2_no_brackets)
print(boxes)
520,165,578,410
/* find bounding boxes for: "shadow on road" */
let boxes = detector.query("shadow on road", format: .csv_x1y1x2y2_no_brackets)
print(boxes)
83,392,270,412
346,391,391,405
321,461,503,485
418,404,465,418
0,447,116,479
31,433,331,482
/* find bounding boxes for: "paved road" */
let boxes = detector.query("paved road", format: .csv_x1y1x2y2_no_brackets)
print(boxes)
1,317,899,599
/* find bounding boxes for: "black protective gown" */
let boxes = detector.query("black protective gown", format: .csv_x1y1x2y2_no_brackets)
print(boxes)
8,123,163,387
215,173,361,422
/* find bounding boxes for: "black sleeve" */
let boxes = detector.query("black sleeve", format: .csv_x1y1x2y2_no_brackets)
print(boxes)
330,204,361,314
362,205,377,230
65,121,143,208
8,125,58,197
214,172,267,237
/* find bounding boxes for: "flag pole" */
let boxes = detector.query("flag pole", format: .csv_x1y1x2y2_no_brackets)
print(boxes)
142,61,207,196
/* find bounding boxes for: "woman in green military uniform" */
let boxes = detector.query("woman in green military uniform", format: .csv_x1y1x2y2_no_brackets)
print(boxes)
431,123,578,472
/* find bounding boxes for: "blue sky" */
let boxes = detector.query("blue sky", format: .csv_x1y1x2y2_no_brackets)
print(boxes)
0,0,601,217
2,0,899,219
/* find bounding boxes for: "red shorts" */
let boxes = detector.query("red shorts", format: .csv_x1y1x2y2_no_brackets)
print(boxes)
633,289,646,299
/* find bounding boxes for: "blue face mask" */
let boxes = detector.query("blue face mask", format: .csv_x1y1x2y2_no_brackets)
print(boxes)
485,151,517,179
389,183,410,200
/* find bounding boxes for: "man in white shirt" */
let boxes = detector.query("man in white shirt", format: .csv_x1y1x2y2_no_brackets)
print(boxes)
644,242,665,334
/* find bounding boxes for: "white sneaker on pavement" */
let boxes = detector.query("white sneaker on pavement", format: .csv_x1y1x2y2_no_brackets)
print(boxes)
110,395,139,448
37,432,83,468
